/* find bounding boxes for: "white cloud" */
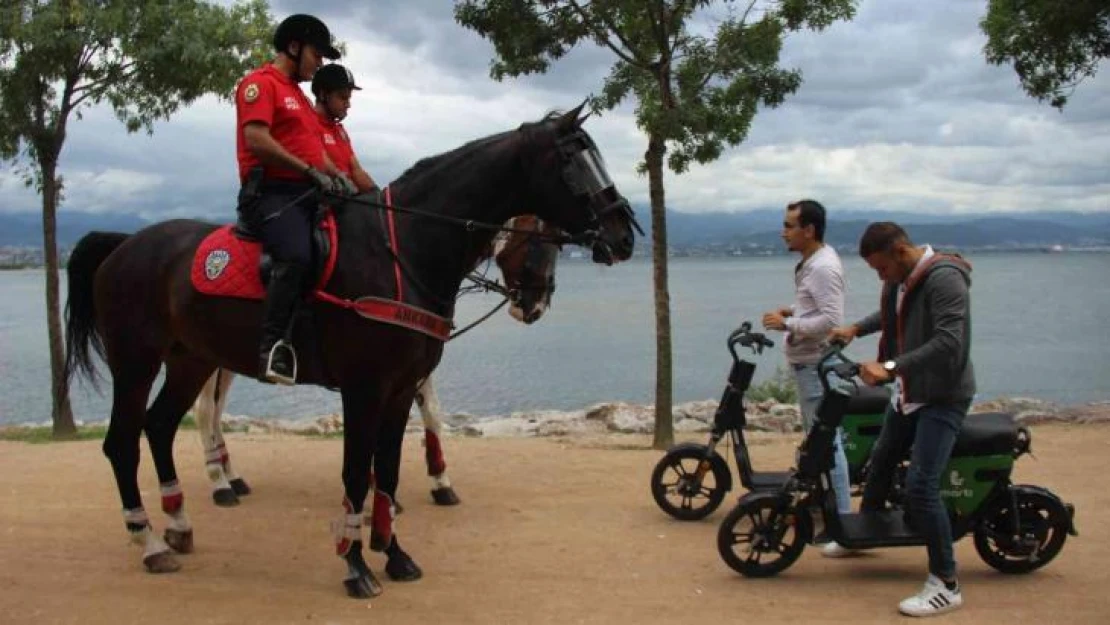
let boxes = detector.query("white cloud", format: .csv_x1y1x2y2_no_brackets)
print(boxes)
1,0,1107,220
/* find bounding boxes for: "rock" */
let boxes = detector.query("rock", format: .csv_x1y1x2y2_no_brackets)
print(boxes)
674,418,709,433
673,400,717,424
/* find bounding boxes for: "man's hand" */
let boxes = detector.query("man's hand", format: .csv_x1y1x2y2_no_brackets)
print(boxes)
858,361,893,386
827,325,859,346
762,310,788,331
304,166,338,194
333,173,359,196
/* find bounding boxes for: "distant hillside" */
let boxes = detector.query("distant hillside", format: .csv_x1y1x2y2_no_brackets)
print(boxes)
2,207,1109,250
635,209,1110,250
0,211,151,247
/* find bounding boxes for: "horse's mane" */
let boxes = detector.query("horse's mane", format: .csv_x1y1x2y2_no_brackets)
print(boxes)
390,111,567,188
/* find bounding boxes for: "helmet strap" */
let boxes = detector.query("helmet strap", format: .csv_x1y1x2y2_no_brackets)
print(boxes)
287,42,303,79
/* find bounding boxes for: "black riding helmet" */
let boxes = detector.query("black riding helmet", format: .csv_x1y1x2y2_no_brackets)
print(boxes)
273,14,340,60
312,64,362,100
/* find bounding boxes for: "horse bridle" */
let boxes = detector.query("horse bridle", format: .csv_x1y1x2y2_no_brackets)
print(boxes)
554,128,645,241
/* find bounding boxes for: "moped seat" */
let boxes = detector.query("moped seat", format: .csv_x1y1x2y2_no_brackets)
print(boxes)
845,385,890,415
952,412,1017,457
747,470,792,491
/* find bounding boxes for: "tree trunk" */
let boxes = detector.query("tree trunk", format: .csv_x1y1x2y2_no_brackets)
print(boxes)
41,164,76,439
646,132,673,450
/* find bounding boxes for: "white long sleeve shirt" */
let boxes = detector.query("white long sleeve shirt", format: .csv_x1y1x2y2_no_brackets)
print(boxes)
783,245,845,365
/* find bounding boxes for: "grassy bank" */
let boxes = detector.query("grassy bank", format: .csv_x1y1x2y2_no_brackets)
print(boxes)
0,416,198,444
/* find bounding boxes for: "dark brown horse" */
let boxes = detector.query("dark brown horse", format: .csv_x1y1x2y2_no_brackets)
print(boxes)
64,106,638,598
192,214,564,509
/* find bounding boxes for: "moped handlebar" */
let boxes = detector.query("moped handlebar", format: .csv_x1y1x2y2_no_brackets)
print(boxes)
816,341,864,395
727,321,775,362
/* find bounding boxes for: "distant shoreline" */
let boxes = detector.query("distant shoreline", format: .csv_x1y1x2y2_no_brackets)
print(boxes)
4,395,1108,442
4,246,1109,270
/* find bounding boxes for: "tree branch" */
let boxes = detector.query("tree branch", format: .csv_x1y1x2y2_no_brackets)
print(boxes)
668,0,691,56
567,0,650,69
693,0,758,92
72,61,135,99
648,1,669,57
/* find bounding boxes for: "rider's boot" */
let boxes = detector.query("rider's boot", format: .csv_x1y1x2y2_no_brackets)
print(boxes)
258,261,306,386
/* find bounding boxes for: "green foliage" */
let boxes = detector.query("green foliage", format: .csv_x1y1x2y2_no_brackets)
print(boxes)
981,0,1110,109
0,0,275,182
0,416,199,443
746,364,797,404
454,0,856,173
0,422,109,443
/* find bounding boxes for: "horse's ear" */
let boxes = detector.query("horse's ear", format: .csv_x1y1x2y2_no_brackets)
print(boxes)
575,111,592,127
559,100,588,130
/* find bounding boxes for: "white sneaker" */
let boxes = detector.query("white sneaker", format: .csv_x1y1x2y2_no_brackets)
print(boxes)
898,574,963,617
820,541,859,558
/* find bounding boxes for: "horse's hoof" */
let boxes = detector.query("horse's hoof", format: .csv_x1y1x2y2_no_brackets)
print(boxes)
229,478,252,496
386,555,423,582
344,573,384,598
164,528,194,554
143,551,181,574
212,488,240,507
431,487,461,506
394,500,405,515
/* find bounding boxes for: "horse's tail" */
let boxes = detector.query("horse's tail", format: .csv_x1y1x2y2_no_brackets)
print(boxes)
64,231,130,388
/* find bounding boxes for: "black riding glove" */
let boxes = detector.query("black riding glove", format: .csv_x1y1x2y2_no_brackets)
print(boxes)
333,173,359,197
304,166,338,194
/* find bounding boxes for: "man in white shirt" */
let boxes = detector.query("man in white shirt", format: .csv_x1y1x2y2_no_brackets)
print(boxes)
761,199,855,557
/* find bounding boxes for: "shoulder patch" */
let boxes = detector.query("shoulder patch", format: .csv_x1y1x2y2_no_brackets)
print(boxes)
243,83,260,103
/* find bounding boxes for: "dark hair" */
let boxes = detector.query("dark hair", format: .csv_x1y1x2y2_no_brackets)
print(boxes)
787,199,826,242
858,221,912,257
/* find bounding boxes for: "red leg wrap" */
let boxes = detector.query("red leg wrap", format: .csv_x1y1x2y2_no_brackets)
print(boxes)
371,490,394,546
425,428,447,476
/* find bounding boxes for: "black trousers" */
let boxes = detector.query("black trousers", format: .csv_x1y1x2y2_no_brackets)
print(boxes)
239,179,318,267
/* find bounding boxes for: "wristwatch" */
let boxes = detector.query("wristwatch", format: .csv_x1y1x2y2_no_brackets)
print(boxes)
883,360,898,374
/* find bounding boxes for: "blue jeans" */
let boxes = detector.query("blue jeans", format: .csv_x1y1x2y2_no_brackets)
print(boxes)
860,401,969,580
793,363,852,515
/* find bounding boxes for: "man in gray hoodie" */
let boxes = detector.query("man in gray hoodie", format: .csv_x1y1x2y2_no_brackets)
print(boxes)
829,222,974,617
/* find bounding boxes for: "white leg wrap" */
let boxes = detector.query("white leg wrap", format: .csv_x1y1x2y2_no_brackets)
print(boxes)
166,509,192,532
332,513,363,543
432,473,452,489
123,509,171,558
140,527,173,559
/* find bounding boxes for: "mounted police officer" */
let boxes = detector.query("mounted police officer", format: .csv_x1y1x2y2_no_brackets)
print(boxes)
235,14,345,385
311,63,378,193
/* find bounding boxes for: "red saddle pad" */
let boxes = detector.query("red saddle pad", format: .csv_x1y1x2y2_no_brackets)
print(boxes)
190,215,337,300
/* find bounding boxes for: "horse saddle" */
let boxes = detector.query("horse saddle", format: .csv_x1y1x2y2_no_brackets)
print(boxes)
189,209,338,301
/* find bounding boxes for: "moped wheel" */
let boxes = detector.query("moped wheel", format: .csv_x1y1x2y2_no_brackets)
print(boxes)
974,488,1070,574
650,447,728,521
717,495,811,578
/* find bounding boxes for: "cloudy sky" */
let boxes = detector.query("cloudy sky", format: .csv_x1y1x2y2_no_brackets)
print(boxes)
2,0,1108,220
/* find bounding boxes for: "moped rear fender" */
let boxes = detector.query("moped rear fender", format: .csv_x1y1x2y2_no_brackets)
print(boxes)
667,442,733,493
1009,483,1078,537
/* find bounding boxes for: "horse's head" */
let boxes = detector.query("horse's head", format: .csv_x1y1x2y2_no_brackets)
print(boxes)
494,215,560,324
522,104,642,265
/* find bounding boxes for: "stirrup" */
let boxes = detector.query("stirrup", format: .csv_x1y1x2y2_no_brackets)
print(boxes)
263,340,297,386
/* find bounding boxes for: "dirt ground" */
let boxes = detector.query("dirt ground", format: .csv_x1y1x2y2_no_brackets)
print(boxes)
1,423,1107,625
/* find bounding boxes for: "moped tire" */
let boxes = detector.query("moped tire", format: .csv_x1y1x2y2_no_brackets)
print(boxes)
973,487,1071,574
717,494,811,577
650,446,730,521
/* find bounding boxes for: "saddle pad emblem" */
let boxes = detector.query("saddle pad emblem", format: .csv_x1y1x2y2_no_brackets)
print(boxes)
204,249,231,280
